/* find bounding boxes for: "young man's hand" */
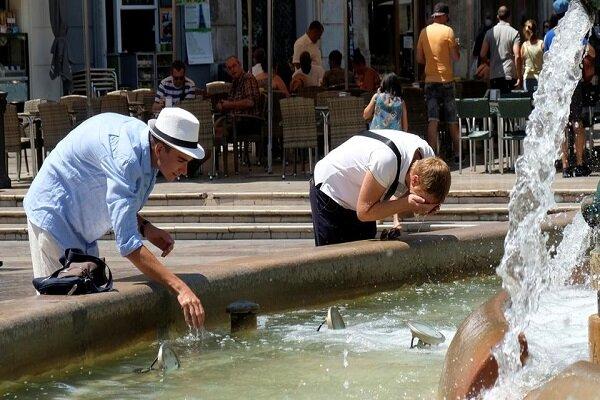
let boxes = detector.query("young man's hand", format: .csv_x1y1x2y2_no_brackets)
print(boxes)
177,286,205,329
407,193,438,216
144,223,175,257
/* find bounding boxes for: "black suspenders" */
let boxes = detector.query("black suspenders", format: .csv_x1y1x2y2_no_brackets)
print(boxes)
356,130,402,201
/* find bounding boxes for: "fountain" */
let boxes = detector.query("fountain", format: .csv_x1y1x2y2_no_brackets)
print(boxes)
441,1,600,398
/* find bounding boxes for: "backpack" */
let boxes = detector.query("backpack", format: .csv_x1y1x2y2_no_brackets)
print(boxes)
32,248,113,295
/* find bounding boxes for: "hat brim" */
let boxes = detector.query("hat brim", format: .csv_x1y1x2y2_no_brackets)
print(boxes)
148,119,205,160
432,11,448,16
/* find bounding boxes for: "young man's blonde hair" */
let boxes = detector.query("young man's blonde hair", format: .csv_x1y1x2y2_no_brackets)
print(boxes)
412,157,451,202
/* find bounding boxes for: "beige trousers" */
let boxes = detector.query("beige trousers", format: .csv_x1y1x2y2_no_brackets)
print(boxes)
27,220,64,279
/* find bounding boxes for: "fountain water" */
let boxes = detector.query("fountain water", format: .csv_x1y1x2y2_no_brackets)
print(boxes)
486,1,595,398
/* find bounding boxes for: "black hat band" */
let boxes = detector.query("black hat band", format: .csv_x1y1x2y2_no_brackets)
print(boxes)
151,123,198,149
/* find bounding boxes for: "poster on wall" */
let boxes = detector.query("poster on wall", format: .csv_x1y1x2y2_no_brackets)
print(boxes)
179,0,213,64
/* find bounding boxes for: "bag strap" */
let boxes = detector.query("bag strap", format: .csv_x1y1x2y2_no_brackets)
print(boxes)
62,248,107,270
356,130,402,201
90,265,113,293
60,248,113,292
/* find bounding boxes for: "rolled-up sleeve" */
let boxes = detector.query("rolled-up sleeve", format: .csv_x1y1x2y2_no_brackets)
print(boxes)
103,156,144,256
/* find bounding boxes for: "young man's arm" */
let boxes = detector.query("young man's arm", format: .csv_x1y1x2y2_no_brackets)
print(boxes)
355,171,436,222
126,245,205,328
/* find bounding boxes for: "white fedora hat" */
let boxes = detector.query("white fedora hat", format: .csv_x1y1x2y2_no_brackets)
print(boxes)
148,107,205,160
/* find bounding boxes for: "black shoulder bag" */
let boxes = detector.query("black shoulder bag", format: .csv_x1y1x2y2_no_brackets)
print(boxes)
357,130,402,200
32,248,113,295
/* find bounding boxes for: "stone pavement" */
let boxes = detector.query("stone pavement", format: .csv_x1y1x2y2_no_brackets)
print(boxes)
0,239,314,302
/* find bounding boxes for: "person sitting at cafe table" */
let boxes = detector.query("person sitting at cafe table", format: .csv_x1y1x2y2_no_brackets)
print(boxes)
321,50,354,88
290,51,324,93
214,56,261,174
353,51,380,91
153,60,196,113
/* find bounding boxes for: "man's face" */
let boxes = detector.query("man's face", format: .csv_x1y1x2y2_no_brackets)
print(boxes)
225,58,244,80
171,68,186,88
154,142,193,181
409,174,440,211
308,28,323,43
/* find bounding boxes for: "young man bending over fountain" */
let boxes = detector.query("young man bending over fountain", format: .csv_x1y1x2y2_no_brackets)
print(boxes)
24,108,206,329
310,129,451,246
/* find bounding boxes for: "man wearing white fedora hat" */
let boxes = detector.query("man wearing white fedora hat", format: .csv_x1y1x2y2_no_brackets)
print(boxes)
24,108,206,328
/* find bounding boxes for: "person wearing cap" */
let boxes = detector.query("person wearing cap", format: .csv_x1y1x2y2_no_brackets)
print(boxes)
416,2,461,162
23,109,206,329
480,6,522,94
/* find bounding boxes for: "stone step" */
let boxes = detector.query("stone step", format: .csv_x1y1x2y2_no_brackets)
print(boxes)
0,189,592,208
0,221,485,241
0,203,579,225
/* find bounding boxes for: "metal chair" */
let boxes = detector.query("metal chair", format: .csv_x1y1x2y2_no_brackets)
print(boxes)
230,92,267,173
279,97,318,178
456,98,494,174
72,69,118,96
59,95,88,126
178,98,216,178
496,98,532,173
4,104,30,180
38,102,72,154
327,96,366,149
100,95,130,116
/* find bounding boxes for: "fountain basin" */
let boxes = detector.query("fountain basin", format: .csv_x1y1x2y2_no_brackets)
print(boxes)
524,361,600,399
0,213,573,386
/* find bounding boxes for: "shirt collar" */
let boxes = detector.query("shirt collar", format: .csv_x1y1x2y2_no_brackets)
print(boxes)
143,131,158,177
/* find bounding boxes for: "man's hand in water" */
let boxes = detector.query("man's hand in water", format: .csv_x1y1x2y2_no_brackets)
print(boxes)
177,286,205,329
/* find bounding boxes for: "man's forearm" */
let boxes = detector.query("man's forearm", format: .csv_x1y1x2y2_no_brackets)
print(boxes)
357,197,411,222
126,245,187,295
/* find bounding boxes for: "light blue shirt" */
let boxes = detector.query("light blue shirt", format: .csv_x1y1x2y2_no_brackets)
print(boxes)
24,113,157,257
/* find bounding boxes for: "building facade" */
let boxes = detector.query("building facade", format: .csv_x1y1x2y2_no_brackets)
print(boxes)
5,0,552,101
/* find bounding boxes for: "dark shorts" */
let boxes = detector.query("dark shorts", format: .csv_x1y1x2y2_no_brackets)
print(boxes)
424,82,457,123
309,179,377,247
569,81,584,122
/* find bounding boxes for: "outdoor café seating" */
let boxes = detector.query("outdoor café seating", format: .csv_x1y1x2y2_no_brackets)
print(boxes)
327,96,365,150
100,95,129,116
59,95,88,127
4,103,30,181
456,98,494,174
178,98,216,177
38,102,72,155
279,96,318,178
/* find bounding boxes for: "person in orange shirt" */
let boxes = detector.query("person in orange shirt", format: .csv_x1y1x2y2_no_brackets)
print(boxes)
354,52,381,91
416,2,461,163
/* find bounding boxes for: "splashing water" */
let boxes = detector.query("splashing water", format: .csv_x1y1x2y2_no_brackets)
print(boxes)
487,1,593,398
